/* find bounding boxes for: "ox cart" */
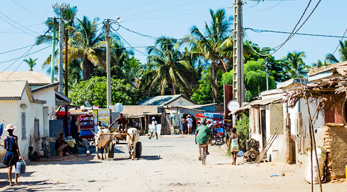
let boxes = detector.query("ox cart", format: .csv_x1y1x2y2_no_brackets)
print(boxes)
92,128,142,160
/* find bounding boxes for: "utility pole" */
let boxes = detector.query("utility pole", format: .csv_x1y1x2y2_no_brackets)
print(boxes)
233,0,245,106
58,6,64,94
50,18,56,83
64,28,69,136
105,19,112,109
266,57,269,90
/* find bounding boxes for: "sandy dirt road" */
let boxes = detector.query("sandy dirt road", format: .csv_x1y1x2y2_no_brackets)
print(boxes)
0,135,346,192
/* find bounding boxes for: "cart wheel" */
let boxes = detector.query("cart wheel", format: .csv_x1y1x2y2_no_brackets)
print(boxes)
108,144,114,158
135,142,142,158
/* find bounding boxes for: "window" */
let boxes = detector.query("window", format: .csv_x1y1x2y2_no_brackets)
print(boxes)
21,112,27,139
34,118,40,139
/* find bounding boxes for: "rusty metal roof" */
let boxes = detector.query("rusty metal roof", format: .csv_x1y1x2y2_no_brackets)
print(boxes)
0,80,28,99
120,105,160,118
0,71,51,85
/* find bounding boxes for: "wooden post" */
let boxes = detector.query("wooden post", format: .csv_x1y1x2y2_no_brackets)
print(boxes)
139,117,143,135
285,113,293,164
304,96,323,192
144,115,147,135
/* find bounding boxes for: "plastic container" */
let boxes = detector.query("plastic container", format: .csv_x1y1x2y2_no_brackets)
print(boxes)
16,160,26,174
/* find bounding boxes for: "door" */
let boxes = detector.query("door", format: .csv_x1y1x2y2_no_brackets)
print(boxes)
261,110,266,149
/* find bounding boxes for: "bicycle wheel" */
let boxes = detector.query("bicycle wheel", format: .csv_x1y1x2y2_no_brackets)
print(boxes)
211,135,216,145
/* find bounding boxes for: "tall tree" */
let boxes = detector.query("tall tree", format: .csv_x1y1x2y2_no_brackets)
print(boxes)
23,58,38,71
283,51,309,78
144,37,191,95
185,9,233,103
325,40,347,64
68,16,105,80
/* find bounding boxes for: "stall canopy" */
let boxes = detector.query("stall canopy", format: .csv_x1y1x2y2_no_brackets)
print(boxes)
122,105,161,118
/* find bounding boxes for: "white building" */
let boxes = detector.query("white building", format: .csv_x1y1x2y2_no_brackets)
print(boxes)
0,80,47,162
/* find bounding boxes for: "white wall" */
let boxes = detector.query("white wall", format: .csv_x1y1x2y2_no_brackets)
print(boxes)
0,92,45,162
169,98,195,106
32,87,56,121
0,100,18,161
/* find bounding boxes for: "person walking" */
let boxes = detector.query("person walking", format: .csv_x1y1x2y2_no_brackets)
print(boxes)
187,115,193,134
230,128,240,165
149,117,158,140
181,116,188,135
1,124,23,186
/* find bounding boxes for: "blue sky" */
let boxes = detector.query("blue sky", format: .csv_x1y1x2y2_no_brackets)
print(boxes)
0,0,346,75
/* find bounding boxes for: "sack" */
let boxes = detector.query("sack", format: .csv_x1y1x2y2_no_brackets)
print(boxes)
238,150,244,157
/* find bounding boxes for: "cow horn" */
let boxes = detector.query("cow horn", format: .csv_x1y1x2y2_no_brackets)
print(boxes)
91,130,97,135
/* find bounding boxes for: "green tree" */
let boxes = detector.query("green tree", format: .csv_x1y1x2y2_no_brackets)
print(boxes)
68,16,105,80
69,76,138,107
325,40,347,64
283,51,309,78
234,113,249,150
144,37,191,95
23,58,38,71
185,8,233,103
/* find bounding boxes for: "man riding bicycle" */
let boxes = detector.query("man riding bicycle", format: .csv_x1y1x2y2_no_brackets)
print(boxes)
195,119,211,160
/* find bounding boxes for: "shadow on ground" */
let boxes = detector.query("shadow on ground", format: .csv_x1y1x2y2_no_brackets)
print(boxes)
0,179,83,191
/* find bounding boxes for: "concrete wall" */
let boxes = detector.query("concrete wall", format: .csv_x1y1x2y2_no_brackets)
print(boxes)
328,126,347,179
32,87,56,121
0,92,45,162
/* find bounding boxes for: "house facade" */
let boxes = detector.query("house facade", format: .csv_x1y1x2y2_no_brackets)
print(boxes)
0,80,47,162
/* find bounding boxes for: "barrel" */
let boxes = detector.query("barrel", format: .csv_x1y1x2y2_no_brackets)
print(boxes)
16,160,26,174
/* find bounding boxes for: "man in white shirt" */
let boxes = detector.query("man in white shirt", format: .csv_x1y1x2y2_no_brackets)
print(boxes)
149,117,158,140
187,115,193,134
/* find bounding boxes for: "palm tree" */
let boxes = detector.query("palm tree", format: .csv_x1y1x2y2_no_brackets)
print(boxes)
325,40,347,64
184,9,233,103
68,16,105,80
145,37,191,95
24,58,38,71
284,51,310,78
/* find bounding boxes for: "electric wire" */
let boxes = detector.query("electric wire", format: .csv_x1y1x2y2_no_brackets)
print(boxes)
245,0,322,57
99,0,161,16
0,44,36,55
10,0,42,21
112,28,147,57
0,11,39,35
0,45,50,65
121,0,204,19
326,28,347,63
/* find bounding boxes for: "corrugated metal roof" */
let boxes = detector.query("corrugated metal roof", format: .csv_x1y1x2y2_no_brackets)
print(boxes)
0,71,51,85
250,96,282,106
0,80,27,99
137,94,190,106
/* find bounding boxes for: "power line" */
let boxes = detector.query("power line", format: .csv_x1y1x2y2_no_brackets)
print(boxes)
245,0,322,57
326,28,347,62
0,11,39,35
245,28,347,39
0,45,51,65
113,29,147,57
10,0,42,21
0,44,36,55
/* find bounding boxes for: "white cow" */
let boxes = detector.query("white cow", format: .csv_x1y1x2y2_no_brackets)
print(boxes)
126,128,140,160
93,129,114,160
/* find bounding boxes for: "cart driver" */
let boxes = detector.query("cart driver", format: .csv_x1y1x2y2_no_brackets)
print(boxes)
108,113,128,133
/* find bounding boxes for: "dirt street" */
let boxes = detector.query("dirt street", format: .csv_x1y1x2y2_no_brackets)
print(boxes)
0,135,346,192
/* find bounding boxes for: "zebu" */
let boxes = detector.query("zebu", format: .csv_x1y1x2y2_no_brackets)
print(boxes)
92,129,114,160
126,128,142,160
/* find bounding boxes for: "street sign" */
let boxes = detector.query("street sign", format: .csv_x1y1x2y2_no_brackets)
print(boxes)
113,103,124,113
227,100,239,113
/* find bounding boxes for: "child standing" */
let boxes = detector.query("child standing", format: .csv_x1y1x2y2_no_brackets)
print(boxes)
1,124,23,186
230,128,240,165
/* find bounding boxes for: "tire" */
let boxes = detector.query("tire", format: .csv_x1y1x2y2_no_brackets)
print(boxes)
135,142,142,158
108,144,114,158
211,135,216,145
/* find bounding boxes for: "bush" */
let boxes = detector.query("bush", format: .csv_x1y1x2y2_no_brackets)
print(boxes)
234,113,249,151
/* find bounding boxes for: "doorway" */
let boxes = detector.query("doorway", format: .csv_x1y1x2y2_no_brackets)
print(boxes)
261,110,266,149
